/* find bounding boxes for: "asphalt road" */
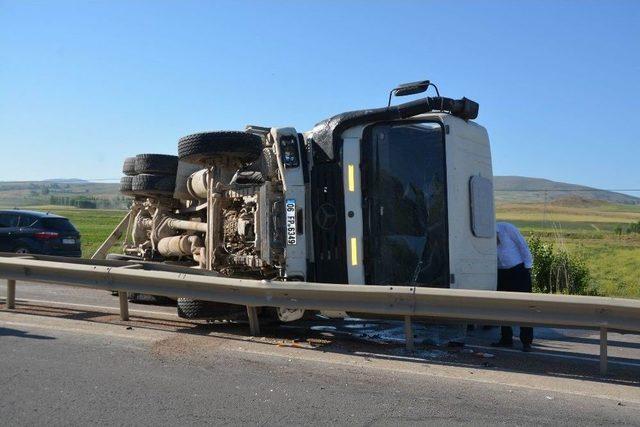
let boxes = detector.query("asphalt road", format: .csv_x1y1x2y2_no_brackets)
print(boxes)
1,282,640,425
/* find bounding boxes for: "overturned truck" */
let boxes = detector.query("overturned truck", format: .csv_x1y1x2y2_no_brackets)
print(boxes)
111,80,497,321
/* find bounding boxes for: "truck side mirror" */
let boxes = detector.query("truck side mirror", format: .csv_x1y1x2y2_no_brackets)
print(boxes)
388,80,431,107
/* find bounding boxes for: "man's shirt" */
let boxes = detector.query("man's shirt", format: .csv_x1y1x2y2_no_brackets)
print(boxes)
496,222,533,269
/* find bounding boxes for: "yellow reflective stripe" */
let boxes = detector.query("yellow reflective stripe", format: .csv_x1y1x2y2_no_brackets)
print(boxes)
350,237,358,266
347,164,355,192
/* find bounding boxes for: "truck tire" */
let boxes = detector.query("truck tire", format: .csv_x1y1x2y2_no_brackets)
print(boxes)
120,176,135,196
104,255,175,305
122,157,137,176
131,173,176,197
176,298,245,319
178,131,262,166
134,154,179,175
177,298,219,319
129,293,175,305
260,147,279,180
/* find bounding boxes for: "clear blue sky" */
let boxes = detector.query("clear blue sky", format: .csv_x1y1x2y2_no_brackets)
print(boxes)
1,1,639,190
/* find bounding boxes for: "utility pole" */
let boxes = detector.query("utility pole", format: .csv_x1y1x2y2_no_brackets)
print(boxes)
542,190,548,230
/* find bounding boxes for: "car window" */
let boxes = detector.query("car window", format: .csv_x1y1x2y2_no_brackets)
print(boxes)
18,215,39,228
40,218,77,231
0,213,19,228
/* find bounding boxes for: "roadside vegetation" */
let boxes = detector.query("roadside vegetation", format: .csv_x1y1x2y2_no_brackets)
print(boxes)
0,181,127,209
528,235,597,296
3,196,638,299
497,201,640,299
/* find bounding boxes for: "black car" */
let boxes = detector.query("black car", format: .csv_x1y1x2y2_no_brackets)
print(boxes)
0,210,81,257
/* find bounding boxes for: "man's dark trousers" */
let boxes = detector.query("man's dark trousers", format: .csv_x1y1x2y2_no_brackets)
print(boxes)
497,263,533,345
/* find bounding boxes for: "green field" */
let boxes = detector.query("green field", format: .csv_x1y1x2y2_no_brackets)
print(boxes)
497,202,640,299
0,180,126,209
6,201,640,299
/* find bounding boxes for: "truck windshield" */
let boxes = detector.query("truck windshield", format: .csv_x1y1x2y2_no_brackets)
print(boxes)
362,122,448,287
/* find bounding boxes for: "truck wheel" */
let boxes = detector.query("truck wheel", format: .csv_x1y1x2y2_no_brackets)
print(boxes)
134,154,179,175
122,157,137,176
129,293,175,305
177,298,219,319
131,173,176,197
178,131,262,166
260,147,279,180
120,176,135,196
176,298,245,319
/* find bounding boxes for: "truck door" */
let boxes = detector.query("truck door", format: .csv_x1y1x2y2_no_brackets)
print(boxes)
361,121,449,287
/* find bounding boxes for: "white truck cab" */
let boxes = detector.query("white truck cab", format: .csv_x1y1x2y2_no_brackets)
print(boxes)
305,82,496,291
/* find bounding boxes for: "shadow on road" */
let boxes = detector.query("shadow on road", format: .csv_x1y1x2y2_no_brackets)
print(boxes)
4,301,640,387
0,327,55,340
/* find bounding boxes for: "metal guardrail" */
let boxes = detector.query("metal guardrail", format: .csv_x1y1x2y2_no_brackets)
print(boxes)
1,254,639,375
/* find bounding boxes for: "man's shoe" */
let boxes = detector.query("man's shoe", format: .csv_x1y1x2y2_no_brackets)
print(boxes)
490,341,513,348
522,344,532,352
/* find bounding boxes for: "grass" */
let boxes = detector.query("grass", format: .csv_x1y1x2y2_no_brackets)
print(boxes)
497,202,640,224
6,201,639,299
568,242,640,299
19,205,127,258
497,202,640,299
0,181,122,208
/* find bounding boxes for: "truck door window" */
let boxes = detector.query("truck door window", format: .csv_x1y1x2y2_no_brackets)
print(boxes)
362,122,448,288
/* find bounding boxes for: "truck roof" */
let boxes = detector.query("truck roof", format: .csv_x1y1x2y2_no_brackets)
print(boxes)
311,96,479,162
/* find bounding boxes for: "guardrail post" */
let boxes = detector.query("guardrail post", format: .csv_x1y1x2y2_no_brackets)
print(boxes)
118,291,129,321
6,279,16,309
404,315,414,351
600,327,608,375
246,306,260,336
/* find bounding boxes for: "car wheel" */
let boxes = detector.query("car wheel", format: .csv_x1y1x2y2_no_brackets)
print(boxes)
14,247,30,254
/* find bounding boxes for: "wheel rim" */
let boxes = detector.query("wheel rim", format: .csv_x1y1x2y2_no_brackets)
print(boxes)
15,248,29,254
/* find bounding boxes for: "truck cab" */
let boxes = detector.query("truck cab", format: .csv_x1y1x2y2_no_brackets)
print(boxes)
305,89,496,291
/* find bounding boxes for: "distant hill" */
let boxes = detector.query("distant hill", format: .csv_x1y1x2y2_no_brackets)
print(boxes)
494,176,640,205
42,178,89,184
1,176,638,208
0,180,123,209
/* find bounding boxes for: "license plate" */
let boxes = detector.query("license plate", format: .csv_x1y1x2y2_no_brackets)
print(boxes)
62,238,76,245
285,199,296,245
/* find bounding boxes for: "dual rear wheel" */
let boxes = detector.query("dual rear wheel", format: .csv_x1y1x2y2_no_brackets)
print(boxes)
120,154,178,198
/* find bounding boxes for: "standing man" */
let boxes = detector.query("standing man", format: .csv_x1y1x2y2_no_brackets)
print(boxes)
492,222,534,352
